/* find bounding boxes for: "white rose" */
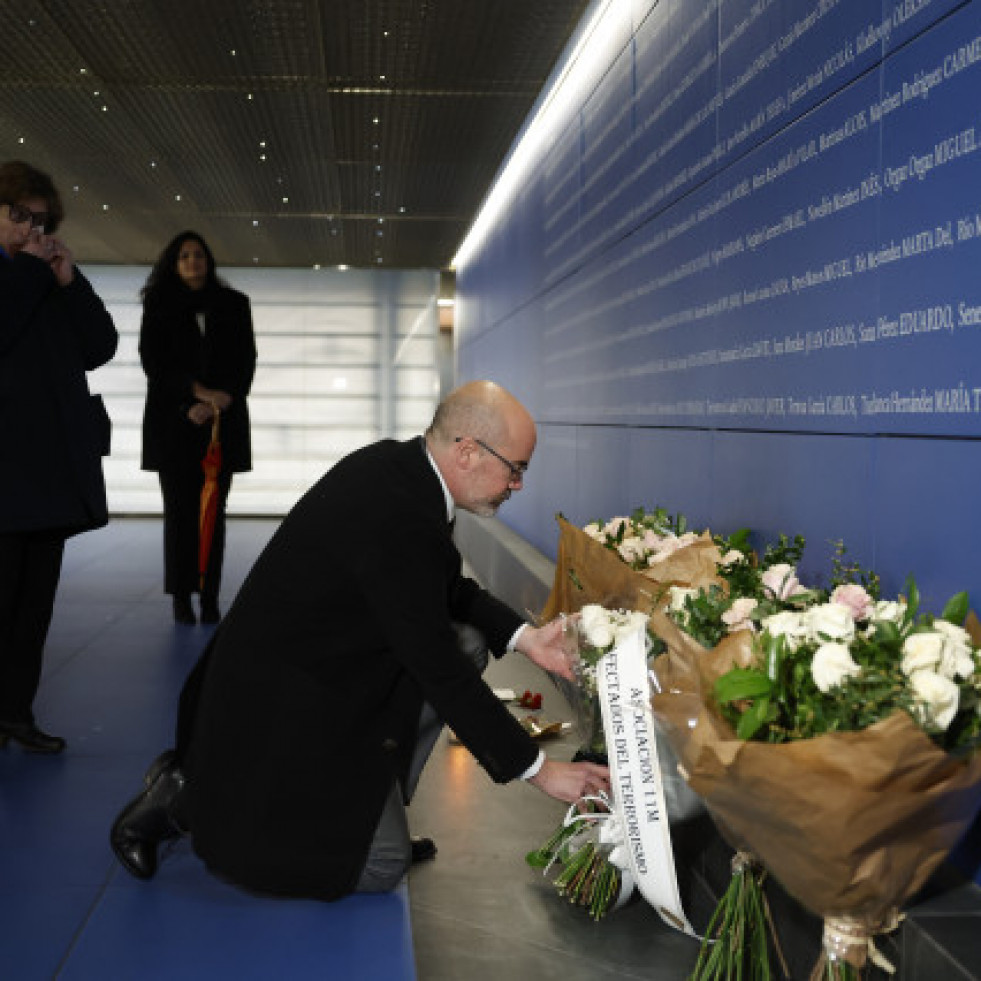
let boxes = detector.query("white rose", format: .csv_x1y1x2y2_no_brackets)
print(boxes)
720,549,745,567
583,522,604,541
761,610,807,649
805,603,855,644
580,605,614,649
666,586,699,614
721,597,758,633
617,536,646,563
901,632,945,676
932,621,977,678
872,599,905,625
761,563,799,599
909,669,961,730
613,611,648,644
810,642,861,692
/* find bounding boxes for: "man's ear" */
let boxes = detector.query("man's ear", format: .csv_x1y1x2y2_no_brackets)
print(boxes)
452,436,477,472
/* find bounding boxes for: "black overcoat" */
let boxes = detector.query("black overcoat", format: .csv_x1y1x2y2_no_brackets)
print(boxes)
180,437,540,899
139,285,256,473
0,253,117,535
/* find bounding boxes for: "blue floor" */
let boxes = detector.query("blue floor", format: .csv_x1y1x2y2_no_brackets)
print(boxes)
0,518,414,981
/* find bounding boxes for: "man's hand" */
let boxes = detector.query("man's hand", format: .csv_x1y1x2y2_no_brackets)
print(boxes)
528,758,610,804
515,617,575,682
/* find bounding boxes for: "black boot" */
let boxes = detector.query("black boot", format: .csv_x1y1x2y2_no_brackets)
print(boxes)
173,594,196,625
200,595,221,624
110,750,186,879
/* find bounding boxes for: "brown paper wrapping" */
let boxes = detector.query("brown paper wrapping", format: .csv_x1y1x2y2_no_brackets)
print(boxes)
649,607,981,927
540,515,724,622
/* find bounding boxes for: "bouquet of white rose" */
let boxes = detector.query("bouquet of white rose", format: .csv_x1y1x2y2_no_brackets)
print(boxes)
650,578,981,980
562,604,650,758
527,606,649,920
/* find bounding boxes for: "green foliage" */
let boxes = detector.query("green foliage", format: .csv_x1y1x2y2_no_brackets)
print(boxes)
712,582,981,753
829,539,881,599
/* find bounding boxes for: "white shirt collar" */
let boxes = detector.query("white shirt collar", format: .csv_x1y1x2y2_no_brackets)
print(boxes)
425,444,455,524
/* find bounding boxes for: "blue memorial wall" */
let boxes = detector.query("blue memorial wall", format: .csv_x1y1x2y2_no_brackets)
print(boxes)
455,0,981,882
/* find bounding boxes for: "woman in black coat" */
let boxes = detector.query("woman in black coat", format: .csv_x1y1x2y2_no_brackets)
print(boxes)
139,232,256,625
0,160,118,753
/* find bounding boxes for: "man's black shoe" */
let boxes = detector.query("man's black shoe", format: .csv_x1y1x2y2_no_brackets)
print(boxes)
110,751,186,879
410,836,437,863
0,721,66,754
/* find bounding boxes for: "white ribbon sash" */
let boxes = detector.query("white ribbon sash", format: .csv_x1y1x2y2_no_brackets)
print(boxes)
597,628,697,936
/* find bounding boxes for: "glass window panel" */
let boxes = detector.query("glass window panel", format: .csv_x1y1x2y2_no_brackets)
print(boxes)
83,266,440,516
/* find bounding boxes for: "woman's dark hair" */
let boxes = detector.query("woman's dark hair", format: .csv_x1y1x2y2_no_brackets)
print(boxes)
0,160,64,232
140,230,224,302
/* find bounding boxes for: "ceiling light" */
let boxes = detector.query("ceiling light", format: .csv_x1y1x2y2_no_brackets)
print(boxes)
252,219,259,227
453,0,619,269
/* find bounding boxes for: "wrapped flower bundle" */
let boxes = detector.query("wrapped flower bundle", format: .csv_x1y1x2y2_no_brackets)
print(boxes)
540,512,729,625
541,511,735,763
650,578,981,979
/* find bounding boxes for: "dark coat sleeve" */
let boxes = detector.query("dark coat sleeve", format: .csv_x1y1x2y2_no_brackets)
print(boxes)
0,258,118,535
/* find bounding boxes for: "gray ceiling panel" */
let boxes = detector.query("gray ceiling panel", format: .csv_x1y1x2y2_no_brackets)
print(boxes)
0,0,590,268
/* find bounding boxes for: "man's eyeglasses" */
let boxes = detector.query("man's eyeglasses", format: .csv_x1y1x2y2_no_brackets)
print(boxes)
5,203,49,230
455,437,528,483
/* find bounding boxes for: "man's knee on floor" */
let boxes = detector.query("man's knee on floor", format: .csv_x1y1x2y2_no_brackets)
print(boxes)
355,838,412,893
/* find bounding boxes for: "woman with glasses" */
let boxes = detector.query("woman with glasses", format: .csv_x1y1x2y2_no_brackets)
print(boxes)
0,159,118,754
139,232,256,625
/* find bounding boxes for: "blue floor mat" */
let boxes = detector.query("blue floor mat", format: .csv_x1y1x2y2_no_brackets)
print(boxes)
0,520,415,981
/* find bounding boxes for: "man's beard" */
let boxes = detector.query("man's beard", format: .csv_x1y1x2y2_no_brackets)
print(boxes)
469,489,511,517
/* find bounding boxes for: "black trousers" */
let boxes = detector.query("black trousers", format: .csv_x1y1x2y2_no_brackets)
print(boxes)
157,464,233,600
0,530,66,723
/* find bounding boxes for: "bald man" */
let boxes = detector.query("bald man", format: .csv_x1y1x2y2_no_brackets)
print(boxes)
110,380,609,900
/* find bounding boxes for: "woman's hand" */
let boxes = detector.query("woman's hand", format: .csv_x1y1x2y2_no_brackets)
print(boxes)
47,237,75,286
193,382,232,411
187,401,216,425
